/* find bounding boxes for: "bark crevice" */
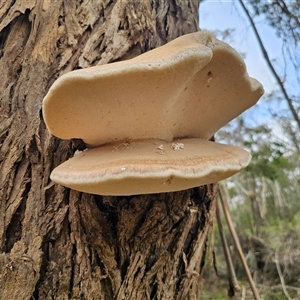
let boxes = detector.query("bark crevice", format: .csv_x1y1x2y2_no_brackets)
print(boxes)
0,1,221,299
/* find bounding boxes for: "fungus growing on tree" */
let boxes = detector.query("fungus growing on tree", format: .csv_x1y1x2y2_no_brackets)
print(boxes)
42,30,264,196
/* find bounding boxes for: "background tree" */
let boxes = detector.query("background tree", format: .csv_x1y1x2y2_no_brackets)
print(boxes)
198,1,300,297
239,0,300,149
0,1,219,299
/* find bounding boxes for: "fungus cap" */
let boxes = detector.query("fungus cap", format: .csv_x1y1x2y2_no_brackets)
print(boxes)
50,138,251,196
42,31,264,147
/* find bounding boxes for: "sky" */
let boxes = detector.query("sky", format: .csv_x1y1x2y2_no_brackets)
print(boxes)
198,0,288,126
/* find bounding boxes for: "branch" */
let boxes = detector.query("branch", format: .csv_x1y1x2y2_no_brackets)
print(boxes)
273,250,292,300
277,0,300,29
216,199,241,295
238,0,300,130
218,188,261,300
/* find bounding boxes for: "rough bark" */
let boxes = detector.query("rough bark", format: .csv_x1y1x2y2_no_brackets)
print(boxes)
0,0,217,299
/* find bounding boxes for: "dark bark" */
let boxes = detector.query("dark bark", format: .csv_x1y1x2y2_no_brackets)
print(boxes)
0,1,218,299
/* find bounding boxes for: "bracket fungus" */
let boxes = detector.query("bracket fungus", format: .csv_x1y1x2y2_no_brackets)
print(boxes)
43,30,264,196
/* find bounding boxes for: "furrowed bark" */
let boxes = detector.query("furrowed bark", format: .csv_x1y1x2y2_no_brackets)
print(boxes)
0,1,218,299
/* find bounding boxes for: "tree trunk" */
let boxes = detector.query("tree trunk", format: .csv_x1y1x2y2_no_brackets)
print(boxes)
0,1,218,299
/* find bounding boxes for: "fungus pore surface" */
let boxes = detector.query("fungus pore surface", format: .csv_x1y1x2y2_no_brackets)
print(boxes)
50,139,251,196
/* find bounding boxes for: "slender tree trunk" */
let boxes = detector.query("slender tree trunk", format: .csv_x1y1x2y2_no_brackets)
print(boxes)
249,178,263,236
0,1,218,299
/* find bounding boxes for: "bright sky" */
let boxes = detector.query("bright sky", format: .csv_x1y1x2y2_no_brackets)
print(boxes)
199,0,280,92
199,0,287,126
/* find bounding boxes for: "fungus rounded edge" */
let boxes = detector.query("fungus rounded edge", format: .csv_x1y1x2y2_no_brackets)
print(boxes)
50,138,251,196
42,30,264,196
42,30,264,148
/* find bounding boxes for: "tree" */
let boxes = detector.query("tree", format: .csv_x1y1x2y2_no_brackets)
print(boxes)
0,1,218,299
239,0,300,149
197,1,300,297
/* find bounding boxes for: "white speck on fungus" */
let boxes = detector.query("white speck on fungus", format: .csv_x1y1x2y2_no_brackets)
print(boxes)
171,143,184,151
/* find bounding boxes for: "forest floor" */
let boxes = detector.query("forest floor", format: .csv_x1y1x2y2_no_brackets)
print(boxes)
200,212,300,300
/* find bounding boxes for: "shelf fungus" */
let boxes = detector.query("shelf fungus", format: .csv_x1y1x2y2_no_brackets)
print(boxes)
42,30,264,196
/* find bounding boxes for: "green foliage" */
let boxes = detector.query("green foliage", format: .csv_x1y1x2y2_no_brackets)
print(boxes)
240,125,290,179
245,140,291,181
263,289,298,300
202,1,300,298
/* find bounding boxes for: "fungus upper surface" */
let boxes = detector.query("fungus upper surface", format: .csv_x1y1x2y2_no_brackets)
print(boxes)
43,30,264,147
51,138,251,196
43,30,264,195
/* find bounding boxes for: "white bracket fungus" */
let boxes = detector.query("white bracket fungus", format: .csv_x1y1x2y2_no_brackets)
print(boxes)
42,30,264,196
